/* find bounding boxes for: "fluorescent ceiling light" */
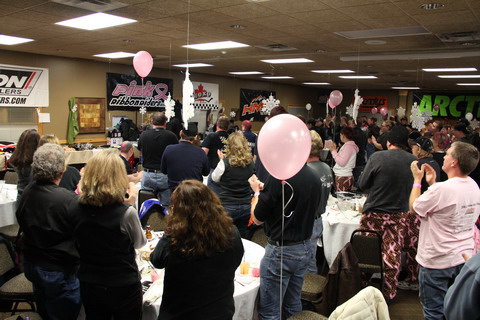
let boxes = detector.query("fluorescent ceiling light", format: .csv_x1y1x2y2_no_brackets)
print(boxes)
438,75,480,78
229,71,264,75
423,67,477,72
311,70,354,74
339,75,378,79
94,52,135,59
457,83,480,86
0,35,34,45
261,58,313,64
55,13,136,30
341,52,480,62
261,76,294,79
391,86,421,90
183,41,249,50
335,26,430,39
172,63,213,68
303,82,331,85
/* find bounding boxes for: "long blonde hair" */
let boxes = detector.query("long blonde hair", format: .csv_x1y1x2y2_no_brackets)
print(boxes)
79,149,128,207
225,131,252,167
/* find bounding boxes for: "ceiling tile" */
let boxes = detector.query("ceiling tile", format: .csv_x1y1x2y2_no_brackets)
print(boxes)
258,0,329,14
213,3,282,19
320,0,390,9
292,9,354,25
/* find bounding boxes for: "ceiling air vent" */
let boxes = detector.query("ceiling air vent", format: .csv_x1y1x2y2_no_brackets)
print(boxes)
438,31,480,43
52,0,127,12
256,44,298,52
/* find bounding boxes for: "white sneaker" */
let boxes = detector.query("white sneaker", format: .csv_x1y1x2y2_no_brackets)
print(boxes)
397,280,419,291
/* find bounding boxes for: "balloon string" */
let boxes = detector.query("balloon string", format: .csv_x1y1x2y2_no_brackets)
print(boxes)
282,180,294,218
141,77,145,125
280,181,285,320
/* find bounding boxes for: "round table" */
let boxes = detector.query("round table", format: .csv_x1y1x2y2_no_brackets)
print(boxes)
322,206,361,267
140,238,265,320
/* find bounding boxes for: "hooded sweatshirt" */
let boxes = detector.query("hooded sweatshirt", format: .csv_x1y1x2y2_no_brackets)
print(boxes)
332,140,359,177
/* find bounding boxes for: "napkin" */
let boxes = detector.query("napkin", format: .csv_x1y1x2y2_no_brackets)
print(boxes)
143,280,164,306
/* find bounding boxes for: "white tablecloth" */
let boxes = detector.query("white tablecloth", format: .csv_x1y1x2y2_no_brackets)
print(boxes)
0,182,18,227
140,238,264,320
322,206,361,267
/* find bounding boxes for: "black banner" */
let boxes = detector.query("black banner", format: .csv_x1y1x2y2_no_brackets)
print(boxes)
107,72,173,111
413,92,480,119
239,89,276,121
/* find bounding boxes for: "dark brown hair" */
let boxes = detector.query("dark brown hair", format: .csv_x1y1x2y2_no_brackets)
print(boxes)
10,129,40,171
165,180,234,258
152,112,167,126
340,126,354,140
217,116,229,130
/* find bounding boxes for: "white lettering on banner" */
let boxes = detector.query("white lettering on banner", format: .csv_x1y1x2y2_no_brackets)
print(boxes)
0,64,49,107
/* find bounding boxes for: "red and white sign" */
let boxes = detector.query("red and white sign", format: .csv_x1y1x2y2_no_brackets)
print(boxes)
192,82,219,110
0,64,49,107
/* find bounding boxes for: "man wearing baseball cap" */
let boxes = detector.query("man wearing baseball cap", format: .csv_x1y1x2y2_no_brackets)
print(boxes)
358,125,417,302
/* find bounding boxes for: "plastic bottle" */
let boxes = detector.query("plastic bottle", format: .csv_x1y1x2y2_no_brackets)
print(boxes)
145,225,152,240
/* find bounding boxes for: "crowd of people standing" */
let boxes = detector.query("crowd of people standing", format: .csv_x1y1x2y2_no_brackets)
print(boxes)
5,107,480,320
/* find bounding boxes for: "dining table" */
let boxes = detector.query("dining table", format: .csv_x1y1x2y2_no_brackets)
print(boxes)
139,236,265,320
0,181,18,227
321,195,364,267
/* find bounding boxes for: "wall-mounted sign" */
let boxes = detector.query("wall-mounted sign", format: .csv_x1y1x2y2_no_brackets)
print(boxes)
358,96,388,113
192,82,219,110
107,72,173,111
414,92,480,118
0,64,49,107
239,89,276,121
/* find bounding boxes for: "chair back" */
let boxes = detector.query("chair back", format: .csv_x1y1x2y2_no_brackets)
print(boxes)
349,229,384,292
0,241,15,277
145,211,167,231
138,189,156,210
349,229,383,269
4,171,18,185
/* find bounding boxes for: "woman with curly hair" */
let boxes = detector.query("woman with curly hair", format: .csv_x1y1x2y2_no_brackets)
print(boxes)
69,149,146,320
211,131,255,237
9,128,40,200
150,180,244,320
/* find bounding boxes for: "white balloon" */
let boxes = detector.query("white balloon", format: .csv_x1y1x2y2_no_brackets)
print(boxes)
466,112,473,121
306,103,312,111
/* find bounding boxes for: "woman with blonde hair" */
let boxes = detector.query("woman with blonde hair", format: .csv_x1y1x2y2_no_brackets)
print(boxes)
69,149,146,320
39,134,81,191
9,128,40,199
150,180,244,320
212,131,255,237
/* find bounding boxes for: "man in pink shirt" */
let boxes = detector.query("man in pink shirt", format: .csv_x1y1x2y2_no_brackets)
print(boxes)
409,141,480,320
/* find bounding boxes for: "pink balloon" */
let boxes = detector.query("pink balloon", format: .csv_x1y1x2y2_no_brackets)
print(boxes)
328,99,337,109
329,90,343,107
380,107,388,116
371,107,378,114
133,51,153,78
258,114,311,180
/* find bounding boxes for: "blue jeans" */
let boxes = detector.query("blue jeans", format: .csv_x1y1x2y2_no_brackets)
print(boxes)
207,168,222,195
259,242,312,320
24,262,81,320
223,203,251,238
308,217,323,273
419,264,464,320
141,171,170,206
